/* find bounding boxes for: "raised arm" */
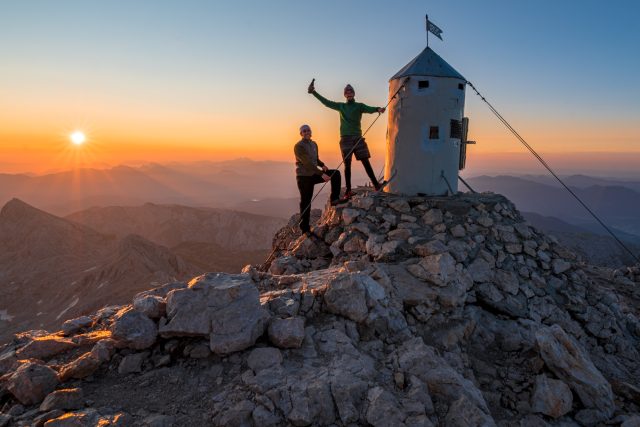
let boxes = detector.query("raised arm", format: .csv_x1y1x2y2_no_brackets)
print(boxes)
311,91,341,111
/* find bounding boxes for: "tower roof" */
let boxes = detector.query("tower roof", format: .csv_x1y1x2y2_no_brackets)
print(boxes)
391,46,465,81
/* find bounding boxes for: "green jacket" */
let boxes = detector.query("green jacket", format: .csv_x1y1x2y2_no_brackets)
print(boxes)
312,91,379,137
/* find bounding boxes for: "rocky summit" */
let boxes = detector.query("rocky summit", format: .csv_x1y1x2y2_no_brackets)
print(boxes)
0,189,639,427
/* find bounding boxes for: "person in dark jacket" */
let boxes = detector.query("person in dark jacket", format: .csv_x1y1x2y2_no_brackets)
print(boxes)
308,81,386,198
294,124,345,235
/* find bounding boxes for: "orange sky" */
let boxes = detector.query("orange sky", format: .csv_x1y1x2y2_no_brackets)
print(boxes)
2,103,639,175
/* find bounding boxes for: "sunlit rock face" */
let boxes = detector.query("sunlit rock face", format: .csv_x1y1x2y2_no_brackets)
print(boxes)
1,189,639,426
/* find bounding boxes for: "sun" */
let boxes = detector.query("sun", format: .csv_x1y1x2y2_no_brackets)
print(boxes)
70,130,86,146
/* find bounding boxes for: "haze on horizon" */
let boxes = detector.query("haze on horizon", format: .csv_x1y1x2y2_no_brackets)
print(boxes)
1,0,639,176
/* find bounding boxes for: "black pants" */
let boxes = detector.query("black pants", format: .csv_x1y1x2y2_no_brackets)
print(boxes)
296,170,341,232
344,157,379,192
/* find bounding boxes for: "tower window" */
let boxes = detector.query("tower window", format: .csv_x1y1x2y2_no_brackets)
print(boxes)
458,83,464,90
450,119,462,139
418,80,429,89
429,126,439,139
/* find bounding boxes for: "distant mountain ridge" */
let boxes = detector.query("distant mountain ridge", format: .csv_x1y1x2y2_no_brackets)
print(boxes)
0,199,200,342
467,175,640,237
522,211,640,267
65,203,286,251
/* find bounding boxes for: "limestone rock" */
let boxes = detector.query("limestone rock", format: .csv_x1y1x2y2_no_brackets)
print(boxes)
530,375,572,418
160,273,269,354
422,209,443,225
59,352,101,381
342,208,361,225
61,316,93,336
90,339,117,363
290,235,331,259
413,240,447,257
132,295,166,319
247,347,283,372
6,362,59,405
33,410,64,426
15,336,77,360
444,395,496,427
396,338,489,413
494,270,520,295
110,307,158,350
118,352,148,374
324,273,369,322
536,325,614,419
552,259,571,275
268,317,305,349
42,409,131,427
418,253,456,286
40,388,84,412
468,258,494,283
365,386,405,427
450,224,466,238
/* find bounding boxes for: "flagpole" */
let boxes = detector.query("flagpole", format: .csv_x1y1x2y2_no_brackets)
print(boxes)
426,14,429,47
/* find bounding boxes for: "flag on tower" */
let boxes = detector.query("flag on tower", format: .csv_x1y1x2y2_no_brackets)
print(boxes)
426,15,443,40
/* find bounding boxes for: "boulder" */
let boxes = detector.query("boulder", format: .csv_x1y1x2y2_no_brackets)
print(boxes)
422,209,443,225
110,307,158,350
530,375,573,418
494,270,520,295
132,295,166,319
413,240,448,257
365,386,405,427
290,235,331,259
552,259,571,275
61,316,93,336
396,338,489,413
59,352,101,381
42,409,132,427
40,388,84,412
33,410,64,426
160,273,269,354
444,395,496,427
268,317,305,349
324,273,369,322
15,336,77,360
536,325,614,419
90,339,117,363
118,352,148,374
247,347,283,372
450,224,466,238
6,362,59,405
418,253,456,286
342,208,361,225
468,258,494,283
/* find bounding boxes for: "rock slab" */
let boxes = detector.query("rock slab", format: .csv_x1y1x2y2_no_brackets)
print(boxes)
536,325,614,420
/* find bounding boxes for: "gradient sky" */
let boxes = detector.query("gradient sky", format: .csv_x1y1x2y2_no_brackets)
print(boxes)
1,0,639,175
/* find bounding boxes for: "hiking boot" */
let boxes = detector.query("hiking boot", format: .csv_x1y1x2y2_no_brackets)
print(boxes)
304,230,320,239
330,197,349,207
374,180,388,191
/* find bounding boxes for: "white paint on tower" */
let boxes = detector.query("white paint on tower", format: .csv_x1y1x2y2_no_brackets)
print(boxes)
384,46,468,196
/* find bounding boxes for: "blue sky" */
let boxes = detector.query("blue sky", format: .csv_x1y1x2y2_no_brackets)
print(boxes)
1,0,639,173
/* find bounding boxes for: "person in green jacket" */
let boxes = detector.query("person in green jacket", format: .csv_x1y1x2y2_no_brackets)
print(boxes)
308,81,386,198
